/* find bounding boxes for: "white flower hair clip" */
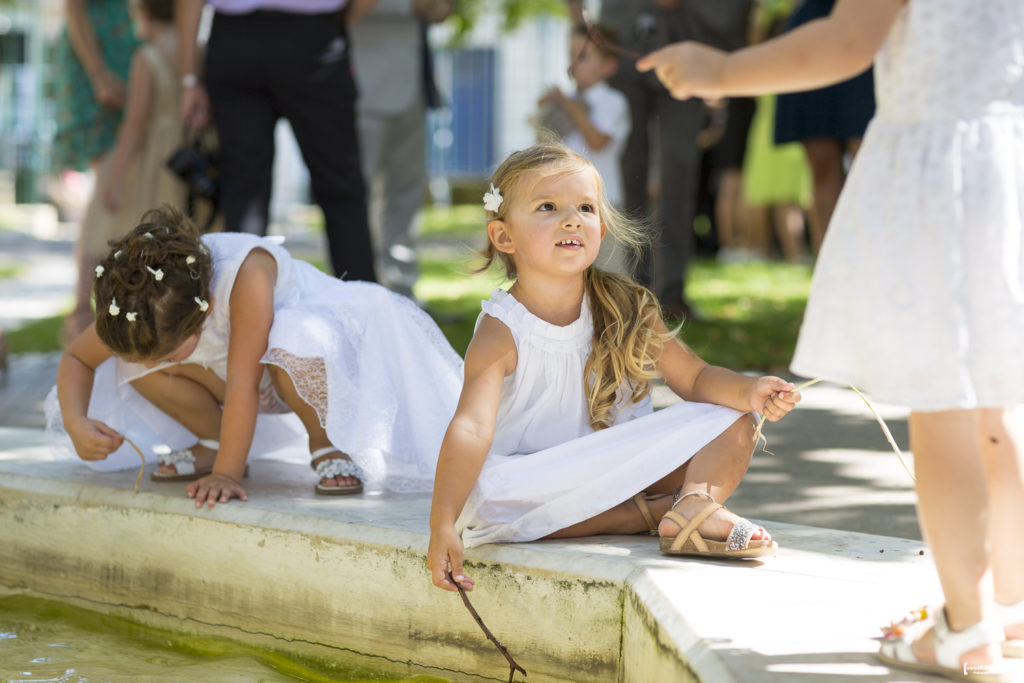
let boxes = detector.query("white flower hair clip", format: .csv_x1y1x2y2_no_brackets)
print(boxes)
194,297,209,312
108,298,120,317
483,183,503,213
125,312,137,322
95,265,104,278
186,256,196,265
146,265,164,281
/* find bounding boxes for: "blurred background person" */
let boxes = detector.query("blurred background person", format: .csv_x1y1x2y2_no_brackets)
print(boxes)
52,0,139,342
98,0,187,253
772,0,874,254
351,0,450,302
533,22,631,274
176,0,377,282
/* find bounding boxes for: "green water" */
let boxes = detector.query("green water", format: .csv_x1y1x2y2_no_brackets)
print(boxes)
0,596,449,682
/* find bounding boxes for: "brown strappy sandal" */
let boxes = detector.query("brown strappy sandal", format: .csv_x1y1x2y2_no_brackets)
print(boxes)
632,492,666,535
659,490,777,559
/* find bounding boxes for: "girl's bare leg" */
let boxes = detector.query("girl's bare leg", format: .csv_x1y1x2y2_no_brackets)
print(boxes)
131,364,225,474
907,410,1001,667
266,363,360,489
801,137,844,254
979,407,1024,641
546,415,765,540
773,203,808,263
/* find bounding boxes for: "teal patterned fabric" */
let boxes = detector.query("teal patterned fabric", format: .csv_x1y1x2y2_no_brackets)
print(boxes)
50,0,139,172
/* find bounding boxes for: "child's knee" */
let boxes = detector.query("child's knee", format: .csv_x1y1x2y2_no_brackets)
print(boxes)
727,414,757,460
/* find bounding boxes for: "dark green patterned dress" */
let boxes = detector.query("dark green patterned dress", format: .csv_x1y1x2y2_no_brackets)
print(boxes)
50,0,139,171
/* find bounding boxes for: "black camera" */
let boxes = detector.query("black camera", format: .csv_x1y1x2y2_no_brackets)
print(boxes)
166,139,219,201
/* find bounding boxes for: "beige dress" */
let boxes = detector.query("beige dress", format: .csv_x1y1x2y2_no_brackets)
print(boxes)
83,39,185,256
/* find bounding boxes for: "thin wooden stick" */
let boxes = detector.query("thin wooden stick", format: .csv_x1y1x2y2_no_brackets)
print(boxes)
122,435,147,494
752,378,915,483
446,570,527,682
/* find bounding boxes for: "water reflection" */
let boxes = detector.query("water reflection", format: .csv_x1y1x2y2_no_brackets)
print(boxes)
0,596,450,683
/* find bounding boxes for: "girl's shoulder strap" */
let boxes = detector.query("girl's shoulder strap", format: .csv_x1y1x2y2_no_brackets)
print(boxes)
476,288,521,340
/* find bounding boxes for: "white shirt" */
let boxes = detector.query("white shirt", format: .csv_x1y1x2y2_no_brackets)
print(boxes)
563,81,630,208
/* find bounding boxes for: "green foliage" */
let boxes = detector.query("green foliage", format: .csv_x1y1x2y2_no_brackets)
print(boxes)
448,0,567,41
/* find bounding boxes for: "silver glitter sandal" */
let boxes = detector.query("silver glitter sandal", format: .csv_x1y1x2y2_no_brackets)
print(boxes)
150,439,249,481
659,490,777,559
311,446,364,496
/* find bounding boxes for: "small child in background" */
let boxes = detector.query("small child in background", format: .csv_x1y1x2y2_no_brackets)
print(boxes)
63,0,188,343
427,143,801,593
50,206,463,506
533,24,631,273
100,0,184,219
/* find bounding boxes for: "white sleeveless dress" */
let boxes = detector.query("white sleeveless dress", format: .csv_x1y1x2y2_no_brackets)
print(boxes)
457,289,747,548
790,0,1024,411
46,233,464,492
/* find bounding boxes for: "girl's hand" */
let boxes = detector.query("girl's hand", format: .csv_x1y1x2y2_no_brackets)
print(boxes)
67,417,123,461
749,376,801,422
427,524,474,592
187,473,248,508
636,41,728,101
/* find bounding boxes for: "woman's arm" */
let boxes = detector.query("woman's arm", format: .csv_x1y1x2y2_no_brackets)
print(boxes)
187,249,277,507
427,315,516,592
103,51,154,211
56,323,122,459
65,0,126,109
637,0,903,100
176,0,210,129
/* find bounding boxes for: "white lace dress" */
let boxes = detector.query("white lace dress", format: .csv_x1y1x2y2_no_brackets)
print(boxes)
46,233,464,492
457,289,746,548
790,0,1024,411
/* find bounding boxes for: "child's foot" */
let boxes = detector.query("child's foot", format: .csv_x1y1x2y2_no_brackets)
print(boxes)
879,608,1007,680
151,441,218,481
657,489,776,559
311,446,364,495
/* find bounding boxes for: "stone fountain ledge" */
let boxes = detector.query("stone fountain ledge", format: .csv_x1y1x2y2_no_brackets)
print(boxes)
2,426,1008,682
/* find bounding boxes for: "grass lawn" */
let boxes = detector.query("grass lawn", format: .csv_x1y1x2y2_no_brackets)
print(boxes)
2,205,813,370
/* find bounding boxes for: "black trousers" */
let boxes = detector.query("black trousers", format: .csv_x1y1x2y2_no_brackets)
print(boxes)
205,10,376,282
610,66,705,305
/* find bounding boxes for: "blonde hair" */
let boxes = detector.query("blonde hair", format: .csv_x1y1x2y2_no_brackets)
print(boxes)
480,142,666,430
93,205,213,360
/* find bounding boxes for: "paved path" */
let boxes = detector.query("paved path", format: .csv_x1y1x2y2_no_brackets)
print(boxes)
0,215,922,542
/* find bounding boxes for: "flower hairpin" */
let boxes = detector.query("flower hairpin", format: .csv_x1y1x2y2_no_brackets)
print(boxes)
146,265,164,281
194,297,209,312
125,312,137,322
108,298,120,317
483,183,503,213
186,256,196,265
95,265,104,278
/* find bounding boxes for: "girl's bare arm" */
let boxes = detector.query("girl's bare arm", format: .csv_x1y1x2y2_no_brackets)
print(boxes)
103,52,154,209
428,315,515,591
57,324,122,458
638,0,903,100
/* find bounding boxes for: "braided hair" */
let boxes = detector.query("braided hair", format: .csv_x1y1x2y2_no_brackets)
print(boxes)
93,205,213,360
